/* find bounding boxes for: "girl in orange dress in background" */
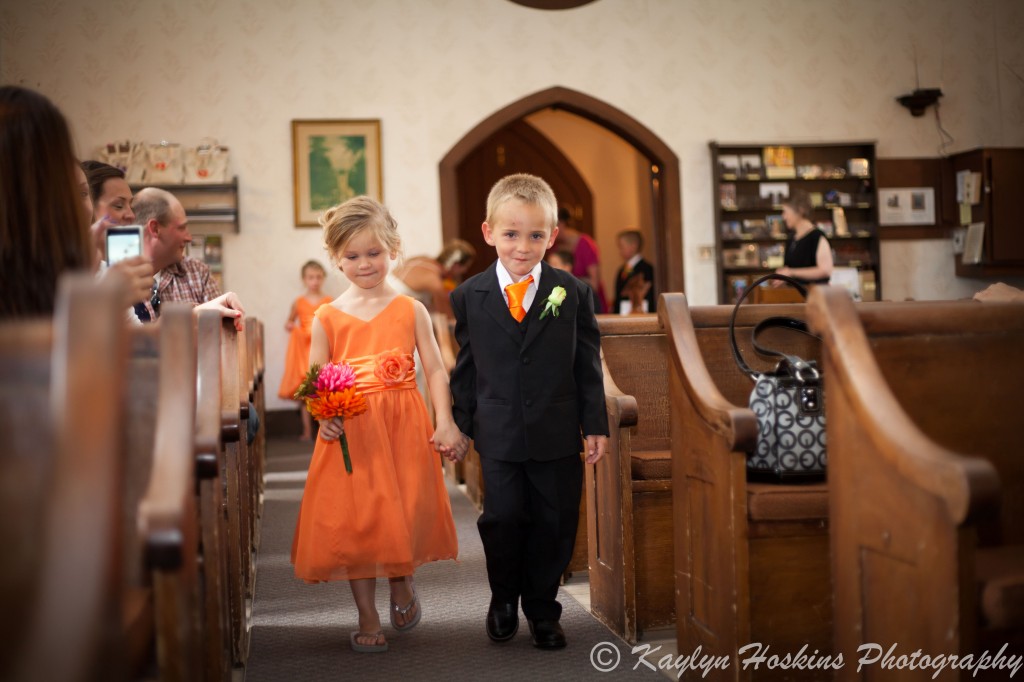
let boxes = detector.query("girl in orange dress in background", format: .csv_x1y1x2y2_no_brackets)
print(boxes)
290,196,463,653
278,260,332,441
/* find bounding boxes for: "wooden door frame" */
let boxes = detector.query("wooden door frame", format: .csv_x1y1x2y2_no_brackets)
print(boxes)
439,86,684,295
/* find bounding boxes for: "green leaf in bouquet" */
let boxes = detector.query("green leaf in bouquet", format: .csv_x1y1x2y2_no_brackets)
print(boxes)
292,362,323,400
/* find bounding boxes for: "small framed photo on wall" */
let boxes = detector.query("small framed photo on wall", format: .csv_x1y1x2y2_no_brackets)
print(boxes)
292,119,383,227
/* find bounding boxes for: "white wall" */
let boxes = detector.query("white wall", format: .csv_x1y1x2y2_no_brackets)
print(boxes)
3,0,1022,410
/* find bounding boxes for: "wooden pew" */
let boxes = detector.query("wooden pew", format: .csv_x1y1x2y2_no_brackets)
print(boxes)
588,314,674,642
660,293,830,678
245,317,266,523
806,287,1024,672
0,273,127,682
194,311,233,680
219,319,253,665
124,304,204,680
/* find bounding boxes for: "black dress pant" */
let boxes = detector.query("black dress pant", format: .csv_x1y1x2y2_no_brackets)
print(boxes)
477,452,583,621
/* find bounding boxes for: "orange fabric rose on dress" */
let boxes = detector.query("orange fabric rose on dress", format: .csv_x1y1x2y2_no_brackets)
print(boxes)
373,348,415,386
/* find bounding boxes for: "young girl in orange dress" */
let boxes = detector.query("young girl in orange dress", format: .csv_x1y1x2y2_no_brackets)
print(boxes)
278,260,333,441
290,196,464,653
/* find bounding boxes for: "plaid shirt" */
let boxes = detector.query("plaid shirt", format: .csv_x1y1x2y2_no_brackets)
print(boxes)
138,256,222,320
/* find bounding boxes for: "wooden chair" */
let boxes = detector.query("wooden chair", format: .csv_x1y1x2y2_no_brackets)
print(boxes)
660,293,831,678
588,314,674,642
806,287,1024,672
0,273,127,682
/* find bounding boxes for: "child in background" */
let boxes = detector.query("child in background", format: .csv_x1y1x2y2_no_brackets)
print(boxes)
279,260,333,441
612,229,656,314
449,174,608,649
545,249,574,273
291,196,462,653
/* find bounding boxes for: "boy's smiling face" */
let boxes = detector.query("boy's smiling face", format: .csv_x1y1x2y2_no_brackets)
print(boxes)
482,199,558,280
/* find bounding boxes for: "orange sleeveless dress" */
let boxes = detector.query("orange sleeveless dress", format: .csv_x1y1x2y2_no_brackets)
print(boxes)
290,296,459,581
278,295,333,400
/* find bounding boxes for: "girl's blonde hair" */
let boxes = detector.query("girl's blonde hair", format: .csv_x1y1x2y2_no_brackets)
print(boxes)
321,196,403,262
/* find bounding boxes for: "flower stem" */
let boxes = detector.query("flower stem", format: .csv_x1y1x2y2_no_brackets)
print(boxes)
340,431,353,474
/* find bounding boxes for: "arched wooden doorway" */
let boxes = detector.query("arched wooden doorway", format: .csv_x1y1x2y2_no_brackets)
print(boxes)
454,119,594,279
439,86,683,295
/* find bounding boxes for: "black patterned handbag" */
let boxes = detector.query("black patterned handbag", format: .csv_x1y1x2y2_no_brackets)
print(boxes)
729,274,826,482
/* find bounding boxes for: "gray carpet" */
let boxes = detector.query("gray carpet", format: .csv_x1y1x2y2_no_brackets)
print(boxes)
244,438,666,681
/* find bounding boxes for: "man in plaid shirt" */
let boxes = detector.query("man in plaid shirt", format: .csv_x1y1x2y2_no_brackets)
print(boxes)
133,187,221,322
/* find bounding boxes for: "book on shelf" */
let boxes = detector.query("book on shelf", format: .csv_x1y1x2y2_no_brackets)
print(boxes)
763,145,795,179
797,164,823,179
719,155,740,179
832,206,849,237
742,218,769,239
720,183,737,209
808,191,824,208
739,154,762,179
759,182,790,206
847,158,870,177
760,244,785,268
848,222,874,237
721,220,743,239
726,274,749,304
815,220,835,237
766,214,786,238
722,243,760,268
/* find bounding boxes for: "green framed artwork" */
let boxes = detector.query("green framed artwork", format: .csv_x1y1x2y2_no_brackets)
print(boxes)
291,119,382,226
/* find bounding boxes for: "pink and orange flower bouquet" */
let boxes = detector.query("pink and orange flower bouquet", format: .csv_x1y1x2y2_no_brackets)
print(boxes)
294,362,367,473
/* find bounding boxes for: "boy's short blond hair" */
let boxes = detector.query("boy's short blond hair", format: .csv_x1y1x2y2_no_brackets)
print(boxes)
485,173,558,230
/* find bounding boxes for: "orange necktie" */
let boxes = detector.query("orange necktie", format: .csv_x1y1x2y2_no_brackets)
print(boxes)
505,276,534,322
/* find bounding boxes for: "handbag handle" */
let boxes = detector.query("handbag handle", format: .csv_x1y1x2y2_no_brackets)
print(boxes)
729,273,819,380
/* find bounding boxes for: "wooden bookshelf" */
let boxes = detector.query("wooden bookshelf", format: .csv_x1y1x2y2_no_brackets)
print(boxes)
711,141,881,304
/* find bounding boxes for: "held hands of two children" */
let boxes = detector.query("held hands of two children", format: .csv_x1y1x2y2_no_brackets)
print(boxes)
431,422,469,462
320,418,468,458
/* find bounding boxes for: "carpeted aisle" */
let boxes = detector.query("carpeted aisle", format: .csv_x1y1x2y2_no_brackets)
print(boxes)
244,438,665,681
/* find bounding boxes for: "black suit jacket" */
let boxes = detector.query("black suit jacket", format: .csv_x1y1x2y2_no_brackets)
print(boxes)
613,257,656,313
449,261,608,462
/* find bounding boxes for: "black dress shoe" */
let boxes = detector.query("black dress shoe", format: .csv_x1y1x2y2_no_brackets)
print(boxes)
486,602,518,642
527,619,567,649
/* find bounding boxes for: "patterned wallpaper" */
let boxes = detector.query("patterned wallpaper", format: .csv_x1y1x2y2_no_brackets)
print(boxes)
2,0,1022,409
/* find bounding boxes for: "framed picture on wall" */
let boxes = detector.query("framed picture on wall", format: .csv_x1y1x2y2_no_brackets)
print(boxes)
291,119,383,227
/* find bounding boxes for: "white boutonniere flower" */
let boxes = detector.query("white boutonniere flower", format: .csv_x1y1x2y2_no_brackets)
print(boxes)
539,286,567,319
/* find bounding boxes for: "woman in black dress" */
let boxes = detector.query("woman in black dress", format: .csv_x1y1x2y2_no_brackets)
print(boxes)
773,191,833,286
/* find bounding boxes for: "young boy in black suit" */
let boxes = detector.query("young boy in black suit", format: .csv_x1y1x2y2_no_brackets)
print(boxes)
613,229,656,314
449,173,608,649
